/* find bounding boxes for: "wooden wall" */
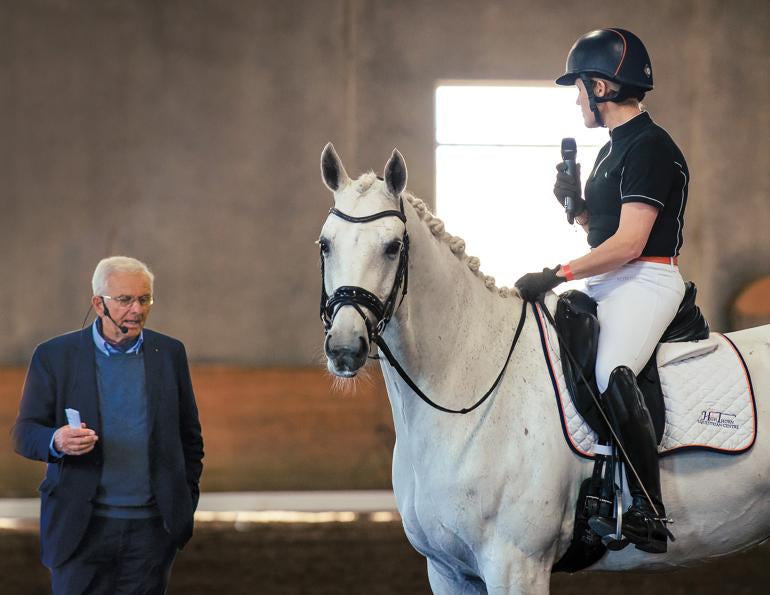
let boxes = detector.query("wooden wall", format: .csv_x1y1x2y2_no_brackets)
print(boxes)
0,365,395,497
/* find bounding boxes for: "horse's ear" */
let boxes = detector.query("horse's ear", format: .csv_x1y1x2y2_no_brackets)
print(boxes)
384,148,407,198
321,142,350,192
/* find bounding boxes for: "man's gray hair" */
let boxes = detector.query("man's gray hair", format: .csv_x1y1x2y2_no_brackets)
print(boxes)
92,256,155,296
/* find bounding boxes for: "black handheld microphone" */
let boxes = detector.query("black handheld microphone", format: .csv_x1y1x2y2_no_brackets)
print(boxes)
101,298,129,334
560,138,578,224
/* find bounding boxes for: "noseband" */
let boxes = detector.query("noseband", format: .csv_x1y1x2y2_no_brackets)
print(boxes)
320,197,410,342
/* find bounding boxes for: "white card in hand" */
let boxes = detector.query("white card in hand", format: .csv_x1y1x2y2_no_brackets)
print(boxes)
65,408,81,429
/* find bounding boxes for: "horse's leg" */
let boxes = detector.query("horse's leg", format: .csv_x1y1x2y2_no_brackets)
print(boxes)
480,550,551,595
427,560,488,595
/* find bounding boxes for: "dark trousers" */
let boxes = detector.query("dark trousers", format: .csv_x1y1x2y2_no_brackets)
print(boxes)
51,516,177,595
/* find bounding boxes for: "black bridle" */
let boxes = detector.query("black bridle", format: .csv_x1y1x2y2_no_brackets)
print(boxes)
320,197,410,342
320,196,528,415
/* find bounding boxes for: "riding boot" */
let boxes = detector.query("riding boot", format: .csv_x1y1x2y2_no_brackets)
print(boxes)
591,365,670,553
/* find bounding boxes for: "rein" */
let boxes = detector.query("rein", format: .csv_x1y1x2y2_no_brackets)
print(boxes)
320,197,527,415
374,305,527,414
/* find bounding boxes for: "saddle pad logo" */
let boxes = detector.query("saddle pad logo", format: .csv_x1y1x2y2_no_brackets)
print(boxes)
698,410,739,430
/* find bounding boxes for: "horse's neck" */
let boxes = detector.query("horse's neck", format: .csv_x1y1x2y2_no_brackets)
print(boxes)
380,208,527,413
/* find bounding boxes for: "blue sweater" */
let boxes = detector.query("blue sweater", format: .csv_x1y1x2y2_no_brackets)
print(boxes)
94,350,157,518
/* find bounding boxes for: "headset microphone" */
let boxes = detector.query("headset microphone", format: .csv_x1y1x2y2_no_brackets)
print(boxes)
101,298,129,334
560,138,578,224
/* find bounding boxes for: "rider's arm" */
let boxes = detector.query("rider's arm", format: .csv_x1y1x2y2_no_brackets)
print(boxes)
556,202,658,280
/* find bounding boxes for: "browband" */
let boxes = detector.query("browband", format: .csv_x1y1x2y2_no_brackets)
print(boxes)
329,204,406,224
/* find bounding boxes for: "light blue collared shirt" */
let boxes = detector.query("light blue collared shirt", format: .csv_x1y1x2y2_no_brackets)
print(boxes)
49,320,145,457
92,319,144,356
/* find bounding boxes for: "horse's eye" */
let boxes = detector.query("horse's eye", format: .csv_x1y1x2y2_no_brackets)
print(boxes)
318,239,331,256
384,240,402,258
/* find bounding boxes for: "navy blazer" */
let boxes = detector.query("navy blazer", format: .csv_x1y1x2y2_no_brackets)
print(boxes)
12,327,204,569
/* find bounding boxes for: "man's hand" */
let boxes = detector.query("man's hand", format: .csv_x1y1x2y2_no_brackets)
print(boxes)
515,266,563,302
53,423,98,456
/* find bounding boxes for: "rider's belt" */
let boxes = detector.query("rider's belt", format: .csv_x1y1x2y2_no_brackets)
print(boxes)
633,256,678,266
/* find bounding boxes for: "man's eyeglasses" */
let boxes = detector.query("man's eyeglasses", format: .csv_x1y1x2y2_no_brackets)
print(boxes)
101,295,154,308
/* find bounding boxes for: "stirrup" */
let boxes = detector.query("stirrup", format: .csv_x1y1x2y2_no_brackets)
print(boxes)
587,484,630,551
588,515,630,551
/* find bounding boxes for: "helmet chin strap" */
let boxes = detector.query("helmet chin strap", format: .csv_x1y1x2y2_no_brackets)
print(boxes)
581,74,644,129
580,74,605,128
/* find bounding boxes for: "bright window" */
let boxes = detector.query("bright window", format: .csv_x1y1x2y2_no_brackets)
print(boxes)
435,83,607,289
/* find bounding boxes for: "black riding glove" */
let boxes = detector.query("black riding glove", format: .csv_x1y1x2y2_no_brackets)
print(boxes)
515,266,563,302
554,162,587,222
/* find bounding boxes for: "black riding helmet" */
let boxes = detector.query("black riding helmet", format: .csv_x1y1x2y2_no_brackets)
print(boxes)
556,28,653,126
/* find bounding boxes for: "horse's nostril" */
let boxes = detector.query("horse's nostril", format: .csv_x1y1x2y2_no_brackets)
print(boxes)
326,335,369,373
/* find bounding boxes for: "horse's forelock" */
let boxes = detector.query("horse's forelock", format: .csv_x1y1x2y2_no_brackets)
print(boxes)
337,172,400,212
353,171,378,195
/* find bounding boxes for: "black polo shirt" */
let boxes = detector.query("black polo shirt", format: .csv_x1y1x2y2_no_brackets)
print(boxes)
584,112,688,257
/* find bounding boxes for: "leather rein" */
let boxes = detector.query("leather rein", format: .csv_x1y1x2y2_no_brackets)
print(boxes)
320,198,528,414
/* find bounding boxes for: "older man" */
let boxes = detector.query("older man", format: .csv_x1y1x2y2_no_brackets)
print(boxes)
13,256,204,594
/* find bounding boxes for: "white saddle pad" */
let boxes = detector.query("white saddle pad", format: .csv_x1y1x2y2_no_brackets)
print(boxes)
533,303,757,458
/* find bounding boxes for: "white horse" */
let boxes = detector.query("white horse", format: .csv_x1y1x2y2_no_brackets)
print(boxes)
318,143,770,594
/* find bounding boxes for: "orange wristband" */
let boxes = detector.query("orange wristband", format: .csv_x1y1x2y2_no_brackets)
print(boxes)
561,263,575,281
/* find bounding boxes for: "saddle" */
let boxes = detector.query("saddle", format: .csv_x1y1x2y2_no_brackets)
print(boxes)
555,281,710,444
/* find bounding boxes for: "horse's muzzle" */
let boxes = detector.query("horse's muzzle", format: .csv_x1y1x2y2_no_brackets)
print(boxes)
325,333,369,377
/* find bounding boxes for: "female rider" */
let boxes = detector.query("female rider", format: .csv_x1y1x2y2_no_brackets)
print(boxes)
515,28,688,554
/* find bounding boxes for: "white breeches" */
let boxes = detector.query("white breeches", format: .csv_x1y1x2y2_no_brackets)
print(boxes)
585,260,685,392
